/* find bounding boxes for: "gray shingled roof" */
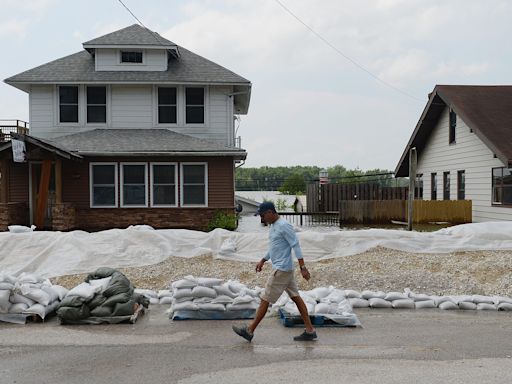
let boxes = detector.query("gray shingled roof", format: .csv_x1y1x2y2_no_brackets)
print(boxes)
47,129,247,159
83,24,176,47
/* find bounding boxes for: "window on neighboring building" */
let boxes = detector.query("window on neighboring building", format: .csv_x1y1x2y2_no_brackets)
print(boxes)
150,163,177,206
431,173,437,200
415,173,423,200
449,109,456,144
59,86,79,123
443,171,450,200
457,170,465,200
158,87,177,124
185,87,204,124
121,163,148,207
181,163,207,206
87,86,106,123
492,167,512,205
121,51,143,63
90,163,117,207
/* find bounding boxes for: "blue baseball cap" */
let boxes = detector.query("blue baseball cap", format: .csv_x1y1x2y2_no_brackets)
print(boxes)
255,201,276,216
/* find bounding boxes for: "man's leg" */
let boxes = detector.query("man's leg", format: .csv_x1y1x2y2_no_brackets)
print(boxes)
290,295,315,333
248,299,269,334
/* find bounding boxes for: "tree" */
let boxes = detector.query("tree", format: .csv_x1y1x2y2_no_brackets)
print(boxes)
279,174,306,194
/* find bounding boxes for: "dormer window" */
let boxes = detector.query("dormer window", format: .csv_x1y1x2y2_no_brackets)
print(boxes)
120,50,143,63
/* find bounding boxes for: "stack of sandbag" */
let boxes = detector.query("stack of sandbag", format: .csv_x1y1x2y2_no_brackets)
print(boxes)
0,272,67,324
56,267,149,324
134,288,173,305
271,286,361,326
169,275,263,320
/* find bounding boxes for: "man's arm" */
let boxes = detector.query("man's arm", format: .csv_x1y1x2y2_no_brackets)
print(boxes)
281,223,310,281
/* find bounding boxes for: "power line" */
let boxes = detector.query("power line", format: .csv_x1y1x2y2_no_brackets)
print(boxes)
272,0,423,103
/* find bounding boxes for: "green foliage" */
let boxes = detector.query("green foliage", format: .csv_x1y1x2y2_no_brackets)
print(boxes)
274,198,288,211
207,211,238,231
279,173,306,194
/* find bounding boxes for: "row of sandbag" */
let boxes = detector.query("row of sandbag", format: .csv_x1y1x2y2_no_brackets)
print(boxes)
163,275,263,315
56,268,149,324
339,288,512,311
0,272,68,321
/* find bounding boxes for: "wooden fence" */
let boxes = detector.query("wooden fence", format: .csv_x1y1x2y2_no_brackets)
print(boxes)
339,200,472,224
307,183,408,212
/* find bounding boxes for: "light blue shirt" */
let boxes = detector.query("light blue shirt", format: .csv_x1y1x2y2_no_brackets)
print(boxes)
263,218,303,271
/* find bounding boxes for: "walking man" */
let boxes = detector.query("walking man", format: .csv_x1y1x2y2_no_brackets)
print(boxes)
232,201,317,342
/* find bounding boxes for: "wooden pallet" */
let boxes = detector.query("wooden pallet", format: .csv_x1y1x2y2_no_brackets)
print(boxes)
278,309,359,328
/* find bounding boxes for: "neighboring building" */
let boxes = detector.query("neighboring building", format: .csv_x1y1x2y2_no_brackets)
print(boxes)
0,24,251,231
395,85,512,222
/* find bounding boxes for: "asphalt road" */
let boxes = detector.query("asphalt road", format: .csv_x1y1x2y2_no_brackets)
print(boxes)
1,307,512,384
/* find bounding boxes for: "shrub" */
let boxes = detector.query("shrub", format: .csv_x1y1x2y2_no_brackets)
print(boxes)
207,211,238,231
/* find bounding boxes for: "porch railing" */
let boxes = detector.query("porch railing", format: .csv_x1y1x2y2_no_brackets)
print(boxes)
0,120,29,142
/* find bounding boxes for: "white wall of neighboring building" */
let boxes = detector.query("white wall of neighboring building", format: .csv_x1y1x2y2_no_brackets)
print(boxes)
28,84,233,145
417,107,511,222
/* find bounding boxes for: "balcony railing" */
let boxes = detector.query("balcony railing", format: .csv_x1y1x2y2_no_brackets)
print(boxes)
0,120,29,142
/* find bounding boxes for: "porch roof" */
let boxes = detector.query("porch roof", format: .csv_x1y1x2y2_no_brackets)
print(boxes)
0,133,83,160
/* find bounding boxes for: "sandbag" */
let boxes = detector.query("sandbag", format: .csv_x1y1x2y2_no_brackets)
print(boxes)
392,299,415,309
102,291,134,307
103,273,132,297
476,303,497,311
368,298,392,308
458,301,477,310
361,290,386,300
59,295,87,308
57,304,90,320
112,300,136,316
88,294,107,309
384,292,408,301
438,301,458,310
90,305,112,317
0,290,10,313
212,285,237,298
498,303,512,311
415,300,437,309
348,298,369,308
191,286,217,299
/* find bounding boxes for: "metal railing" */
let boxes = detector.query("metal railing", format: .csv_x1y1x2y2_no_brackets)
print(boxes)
0,120,29,142
278,211,340,227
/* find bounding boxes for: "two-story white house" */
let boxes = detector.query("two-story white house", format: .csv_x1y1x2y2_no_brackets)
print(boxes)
0,24,251,231
395,85,512,222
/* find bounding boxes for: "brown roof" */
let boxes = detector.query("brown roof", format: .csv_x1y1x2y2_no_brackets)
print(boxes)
395,85,512,177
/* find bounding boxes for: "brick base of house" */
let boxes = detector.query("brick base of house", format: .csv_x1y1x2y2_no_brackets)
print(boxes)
0,203,30,231
59,207,235,232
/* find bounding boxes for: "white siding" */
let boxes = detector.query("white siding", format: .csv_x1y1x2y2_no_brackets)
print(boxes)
28,85,53,137
111,85,153,128
417,107,511,222
95,49,167,71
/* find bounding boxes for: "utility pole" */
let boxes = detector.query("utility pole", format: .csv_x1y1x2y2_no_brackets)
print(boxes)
407,147,417,231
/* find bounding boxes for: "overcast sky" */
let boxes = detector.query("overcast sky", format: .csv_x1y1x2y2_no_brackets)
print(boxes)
1,0,511,171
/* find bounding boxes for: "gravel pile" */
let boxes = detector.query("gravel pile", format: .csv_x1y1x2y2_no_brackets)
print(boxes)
51,247,512,297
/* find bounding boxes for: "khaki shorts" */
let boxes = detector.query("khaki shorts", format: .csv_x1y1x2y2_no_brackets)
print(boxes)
260,269,300,304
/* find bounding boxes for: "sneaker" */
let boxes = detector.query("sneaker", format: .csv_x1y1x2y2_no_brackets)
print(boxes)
232,324,254,342
293,330,317,341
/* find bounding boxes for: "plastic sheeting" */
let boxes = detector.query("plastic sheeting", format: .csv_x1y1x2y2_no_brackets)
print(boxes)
1,222,512,278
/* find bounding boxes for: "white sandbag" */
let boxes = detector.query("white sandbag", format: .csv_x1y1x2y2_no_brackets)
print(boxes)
0,282,14,290
344,289,361,299
171,301,198,312
308,286,332,300
368,298,392,308
348,298,369,308
0,290,11,313
226,302,258,311
232,295,255,305
8,302,28,314
173,288,193,300
196,277,224,287
149,297,160,305
458,301,477,310
472,295,494,304
191,286,217,299
494,296,512,305
7,224,36,233
159,297,173,305
9,293,35,307
322,289,347,303
66,282,101,300
498,303,512,311
433,296,456,306
158,289,172,298
17,272,41,284
171,276,198,289
50,285,69,301
361,290,386,300
227,280,246,294
476,303,497,311
212,295,234,304
415,300,436,309
193,297,212,304
88,276,112,292
273,292,290,307
438,301,458,310
314,302,338,314
23,303,46,319
134,288,158,298
410,293,433,302
41,286,60,303
0,273,17,284
197,303,226,311
21,288,51,306
449,295,473,304
392,299,415,309
384,292,408,301
212,285,237,299
299,293,318,305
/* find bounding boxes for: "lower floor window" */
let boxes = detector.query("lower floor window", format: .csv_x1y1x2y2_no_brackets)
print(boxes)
121,163,148,207
492,167,512,205
181,163,208,206
90,163,118,207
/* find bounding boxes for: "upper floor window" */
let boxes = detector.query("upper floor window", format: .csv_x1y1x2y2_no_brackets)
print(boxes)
443,171,450,200
121,51,143,63
415,174,423,200
431,173,437,200
90,163,118,208
158,87,177,124
492,167,512,205
59,86,79,123
449,109,456,144
87,86,106,123
457,170,465,200
181,163,207,206
185,87,204,124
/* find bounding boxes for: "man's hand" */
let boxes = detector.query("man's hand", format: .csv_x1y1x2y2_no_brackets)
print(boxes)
300,267,311,281
255,259,266,272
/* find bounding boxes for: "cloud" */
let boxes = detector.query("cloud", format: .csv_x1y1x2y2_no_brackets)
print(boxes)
0,19,30,39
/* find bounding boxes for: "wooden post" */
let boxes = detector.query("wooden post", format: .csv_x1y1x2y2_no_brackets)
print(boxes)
35,159,52,228
55,159,62,204
0,159,8,203
407,147,417,231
